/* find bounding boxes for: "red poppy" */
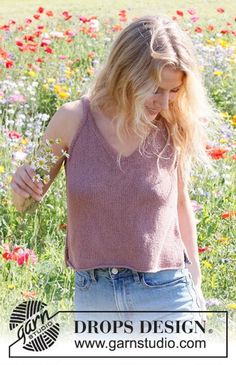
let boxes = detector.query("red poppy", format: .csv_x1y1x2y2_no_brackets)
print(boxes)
45,47,53,54
216,8,225,13
195,26,203,33
62,11,72,21
187,9,196,15
2,251,12,260
79,16,90,23
207,25,215,31
207,147,228,160
220,29,229,34
7,19,16,26
15,39,24,47
0,25,10,31
33,14,40,20
2,245,37,266
24,34,35,42
6,59,14,68
25,18,32,25
0,47,9,59
221,212,236,219
37,7,44,13
198,247,212,254
8,131,21,139
176,10,184,16
46,11,54,17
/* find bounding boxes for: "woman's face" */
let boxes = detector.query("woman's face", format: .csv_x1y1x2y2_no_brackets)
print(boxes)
144,66,184,120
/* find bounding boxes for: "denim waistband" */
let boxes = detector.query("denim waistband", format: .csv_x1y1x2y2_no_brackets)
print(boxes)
86,267,141,283
84,266,190,285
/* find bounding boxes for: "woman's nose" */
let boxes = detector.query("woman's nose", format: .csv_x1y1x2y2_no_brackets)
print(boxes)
154,93,169,110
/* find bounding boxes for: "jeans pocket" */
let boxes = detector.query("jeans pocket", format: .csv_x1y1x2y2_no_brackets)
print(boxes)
75,271,92,291
140,270,187,289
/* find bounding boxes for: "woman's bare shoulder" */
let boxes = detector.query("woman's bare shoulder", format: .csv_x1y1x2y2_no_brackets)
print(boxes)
59,98,84,151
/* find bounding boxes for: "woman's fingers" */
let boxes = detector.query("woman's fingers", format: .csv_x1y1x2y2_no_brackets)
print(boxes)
10,164,43,201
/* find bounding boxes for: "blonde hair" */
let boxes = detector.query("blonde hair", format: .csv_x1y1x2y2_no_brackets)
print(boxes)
87,14,220,190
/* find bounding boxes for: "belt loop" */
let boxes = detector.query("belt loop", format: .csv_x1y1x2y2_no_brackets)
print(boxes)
88,269,97,282
132,270,141,283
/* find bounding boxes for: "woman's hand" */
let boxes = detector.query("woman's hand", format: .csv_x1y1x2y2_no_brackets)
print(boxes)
10,163,44,211
194,284,207,322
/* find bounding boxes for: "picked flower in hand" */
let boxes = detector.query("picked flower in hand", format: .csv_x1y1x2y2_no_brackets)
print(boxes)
23,137,69,213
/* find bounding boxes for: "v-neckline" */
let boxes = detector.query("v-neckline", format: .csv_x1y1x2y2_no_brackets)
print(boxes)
85,96,144,163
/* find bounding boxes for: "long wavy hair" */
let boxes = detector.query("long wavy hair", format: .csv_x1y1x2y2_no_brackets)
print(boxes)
86,14,219,190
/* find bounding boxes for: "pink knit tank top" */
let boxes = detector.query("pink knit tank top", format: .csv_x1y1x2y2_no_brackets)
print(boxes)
63,95,190,272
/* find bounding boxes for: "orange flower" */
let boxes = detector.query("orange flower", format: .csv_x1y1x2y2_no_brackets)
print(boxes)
59,223,67,230
22,291,37,299
221,212,236,219
206,146,229,159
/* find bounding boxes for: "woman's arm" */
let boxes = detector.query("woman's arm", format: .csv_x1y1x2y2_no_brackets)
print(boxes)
177,199,202,287
176,166,202,287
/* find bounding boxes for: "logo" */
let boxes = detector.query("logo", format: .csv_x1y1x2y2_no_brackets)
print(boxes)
9,300,60,352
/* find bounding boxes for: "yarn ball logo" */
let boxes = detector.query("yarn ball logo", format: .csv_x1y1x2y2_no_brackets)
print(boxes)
9,300,60,352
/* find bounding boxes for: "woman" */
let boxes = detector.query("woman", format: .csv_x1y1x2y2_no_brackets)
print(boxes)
11,15,217,328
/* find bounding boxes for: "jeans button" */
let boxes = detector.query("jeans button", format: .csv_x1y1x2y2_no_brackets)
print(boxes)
111,268,119,274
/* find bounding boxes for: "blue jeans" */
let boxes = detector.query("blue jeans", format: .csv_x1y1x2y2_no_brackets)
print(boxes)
74,255,202,324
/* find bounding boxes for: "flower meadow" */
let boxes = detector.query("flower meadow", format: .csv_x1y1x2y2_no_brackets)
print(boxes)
0,5,236,333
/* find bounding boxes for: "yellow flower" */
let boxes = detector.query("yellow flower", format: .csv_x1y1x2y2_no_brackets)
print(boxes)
43,84,49,90
207,313,213,319
28,70,37,78
21,138,29,145
203,260,212,269
199,66,204,72
87,67,94,76
232,116,236,127
47,78,55,83
43,175,50,184
55,138,62,144
59,91,69,99
227,303,236,310
216,39,229,48
206,39,214,45
213,71,223,76
217,236,229,245
8,284,15,289
220,112,229,118
0,165,5,173
54,84,61,93
219,138,228,144
65,69,73,78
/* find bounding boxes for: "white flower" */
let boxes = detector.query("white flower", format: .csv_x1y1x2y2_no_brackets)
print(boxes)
61,149,70,158
89,19,100,32
12,151,27,161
